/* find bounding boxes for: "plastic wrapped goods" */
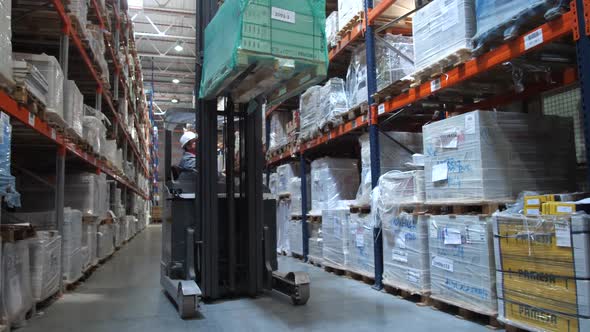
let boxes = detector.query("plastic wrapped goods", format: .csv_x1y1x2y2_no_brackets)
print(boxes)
63,208,83,283
64,80,84,138
382,213,430,293
356,132,423,206
299,86,321,142
326,11,339,48
0,0,13,86
288,176,311,216
199,0,328,105
276,162,299,195
338,0,414,32
308,220,323,264
319,78,348,129
473,0,568,54
310,157,359,214
268,111,291,152
83,115,107,155
412,0,476,73
13,53,65,121
493,213,590,332
29,231,61,302
82,221,98,269
269,172,278,196
423,111,576,203
0,112,20,207
322,205,352,269
113,223,122,248
276,199,291,253
288,218,303,256
347,212,375,277
429,215,497,315
67,0,88,28
1,239,33,327
65,173,109,217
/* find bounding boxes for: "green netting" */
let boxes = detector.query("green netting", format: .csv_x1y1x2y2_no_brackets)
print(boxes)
199,0,328,104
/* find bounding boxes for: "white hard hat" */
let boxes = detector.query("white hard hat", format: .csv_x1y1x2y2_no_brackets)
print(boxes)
180,131,198,148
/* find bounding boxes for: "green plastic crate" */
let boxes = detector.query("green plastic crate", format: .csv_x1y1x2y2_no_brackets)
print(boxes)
199,0,328,105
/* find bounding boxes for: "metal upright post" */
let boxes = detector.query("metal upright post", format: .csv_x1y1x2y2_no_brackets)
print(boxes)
226,101,236,293
113,0,120,100
57,28,69,293
300,154,309,260
265,112,271,187
576,0,590,186
364,0,383,290
96,88,102,112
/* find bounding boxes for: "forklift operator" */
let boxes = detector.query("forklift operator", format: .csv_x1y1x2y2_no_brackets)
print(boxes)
178,131,198,172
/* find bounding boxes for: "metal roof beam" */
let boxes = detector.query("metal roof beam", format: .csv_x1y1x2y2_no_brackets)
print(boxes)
138,53,195,60
129,6,196,15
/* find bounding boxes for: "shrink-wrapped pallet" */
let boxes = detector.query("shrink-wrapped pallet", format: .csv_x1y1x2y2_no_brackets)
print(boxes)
423,111,576,203
356,132,423,206
113,222,122,248
199,0,328,105
493,212,590,332
308,220,323,264
276,199,291,253
65,173,109,217
287,176,311,216
318,78,348,129
299,86,321,142
29,231,61,302
322,203,354,269
82,221,98,269
311,158,359,214
97,223,114,260
67,0,88,28
1,239,33,327
276,162,299,195
288,218,303,256
64,80,84,138
347,212,374,277
0,112,20,207
269,172,278,196
412,0,476,73
82,115,107,155
429,215,497,315
63,208,84,284
0,0,13,86
326,11,339,48
382,213,430,293
268,111,291,152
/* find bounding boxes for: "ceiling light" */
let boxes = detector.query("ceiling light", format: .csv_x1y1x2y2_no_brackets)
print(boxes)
174,43,184,52
172,78,180,84
171,98,179,104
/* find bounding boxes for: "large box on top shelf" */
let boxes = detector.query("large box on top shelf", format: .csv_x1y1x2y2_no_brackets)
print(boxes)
347,211,374,278
268,111,291,152
310,157,359,214
29,231,61,303
423,111,576,203
412,0,476,73
429,214,497,315
493,213,590,332
299,85,321,142
64,80,84,138
199,0,328,106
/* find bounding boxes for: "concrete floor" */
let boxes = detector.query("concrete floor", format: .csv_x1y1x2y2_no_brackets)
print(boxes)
21,225,495,332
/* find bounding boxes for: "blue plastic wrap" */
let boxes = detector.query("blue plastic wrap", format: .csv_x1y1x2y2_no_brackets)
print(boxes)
0,112,20,207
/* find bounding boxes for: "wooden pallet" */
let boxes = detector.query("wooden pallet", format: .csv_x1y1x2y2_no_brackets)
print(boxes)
307,255,323,267
346,270,374,285
503,324,529,332
429,295,502,330
350,205,371,214
0,224,36,242
341,102,369,123
383,283,431,306
307,215,322,223
337,12,364,38
397,201,509,215
13,85,47,117
411,49,472,87
375,79,412,102
290,214,304,221
278,193,291,200
324,263,346,276
35,290,61,311
291,252,305,260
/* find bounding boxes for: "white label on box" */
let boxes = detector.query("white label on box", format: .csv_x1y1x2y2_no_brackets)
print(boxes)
28,113,35,126
524,28,544,50
430,78,441,92
432,256,454,272
557,206,574,213
356,233,364,247
525,208,540,216
392,249,408,263
464,114,475,134
378,104,385,115
271,7,296,24
51,128,56,140
443,228,462,245
466,225,486,243
432,163,448,182
407,270,421,284
397,233,407,249
441,131,458,149
526,198,541,205
555,222,571,247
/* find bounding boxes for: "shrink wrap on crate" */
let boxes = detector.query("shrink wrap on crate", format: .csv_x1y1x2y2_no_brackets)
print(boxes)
0,112,20,207
277,199,291,253
269,172,278,195
347,212,374,277
289,218,303,256
319,77,348,129
103,140,118,163
63,208,83,283
493,212,590,332
64,80,84,138
1,239,33,326
326,11,339,48
269,111,291,152
113,222,122,248
29,231,61,302
97,223,114,260
473,0,568,54
322,202,354,269
412,0,476,73
308,220,323,263
82,221,98,269
288,176,311,216
199,0,328,105
276,162,299,195
299,85,321,141
0,0,13,86
82,115,107,155
423,111,576,203
13,53,64,121
311,158,359,214
382,213,430,293
429,215,497,315
67,0,88,28
356,132,423,205
65,173,109,217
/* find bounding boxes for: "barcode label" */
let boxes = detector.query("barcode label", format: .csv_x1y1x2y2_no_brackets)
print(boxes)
524,29,543,50
378,104,385,115
431,78,441,92
51,128,56,140
271,7,296,24
28,113,35,126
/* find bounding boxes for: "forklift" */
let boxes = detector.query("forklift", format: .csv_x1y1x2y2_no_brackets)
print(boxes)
159,0,310,318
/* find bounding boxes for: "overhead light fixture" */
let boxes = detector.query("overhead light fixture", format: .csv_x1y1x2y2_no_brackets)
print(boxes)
171,98,179,104
172,78,180,84
174,42,184,52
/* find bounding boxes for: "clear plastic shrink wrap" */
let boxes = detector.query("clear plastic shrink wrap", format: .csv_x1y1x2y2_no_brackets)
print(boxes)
0,112,20,207
308,220,323,263
356,132,423,206
347,211,375,277
311,158,359,215
65,173,109,217
493,212,590,332
64,80,84,138
338,0,415,32
276,162,299,195
67,0,88,28
288,218,303,256
82,114,107,155
82,221,98,269
269,172,278,196
382,212,430,292
0,0,13,85
299,85,321,142
429,215,497,315
276,199,291,253
423,111,576,203
1,239,33,327
268,111,291,152
326,11,339,48
62,208,83,284
412,0,476,73
318,78,348,129
473,0,569,54
322,202,354,269
287,176,310,216
97,223,114,260
29,231,61,302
